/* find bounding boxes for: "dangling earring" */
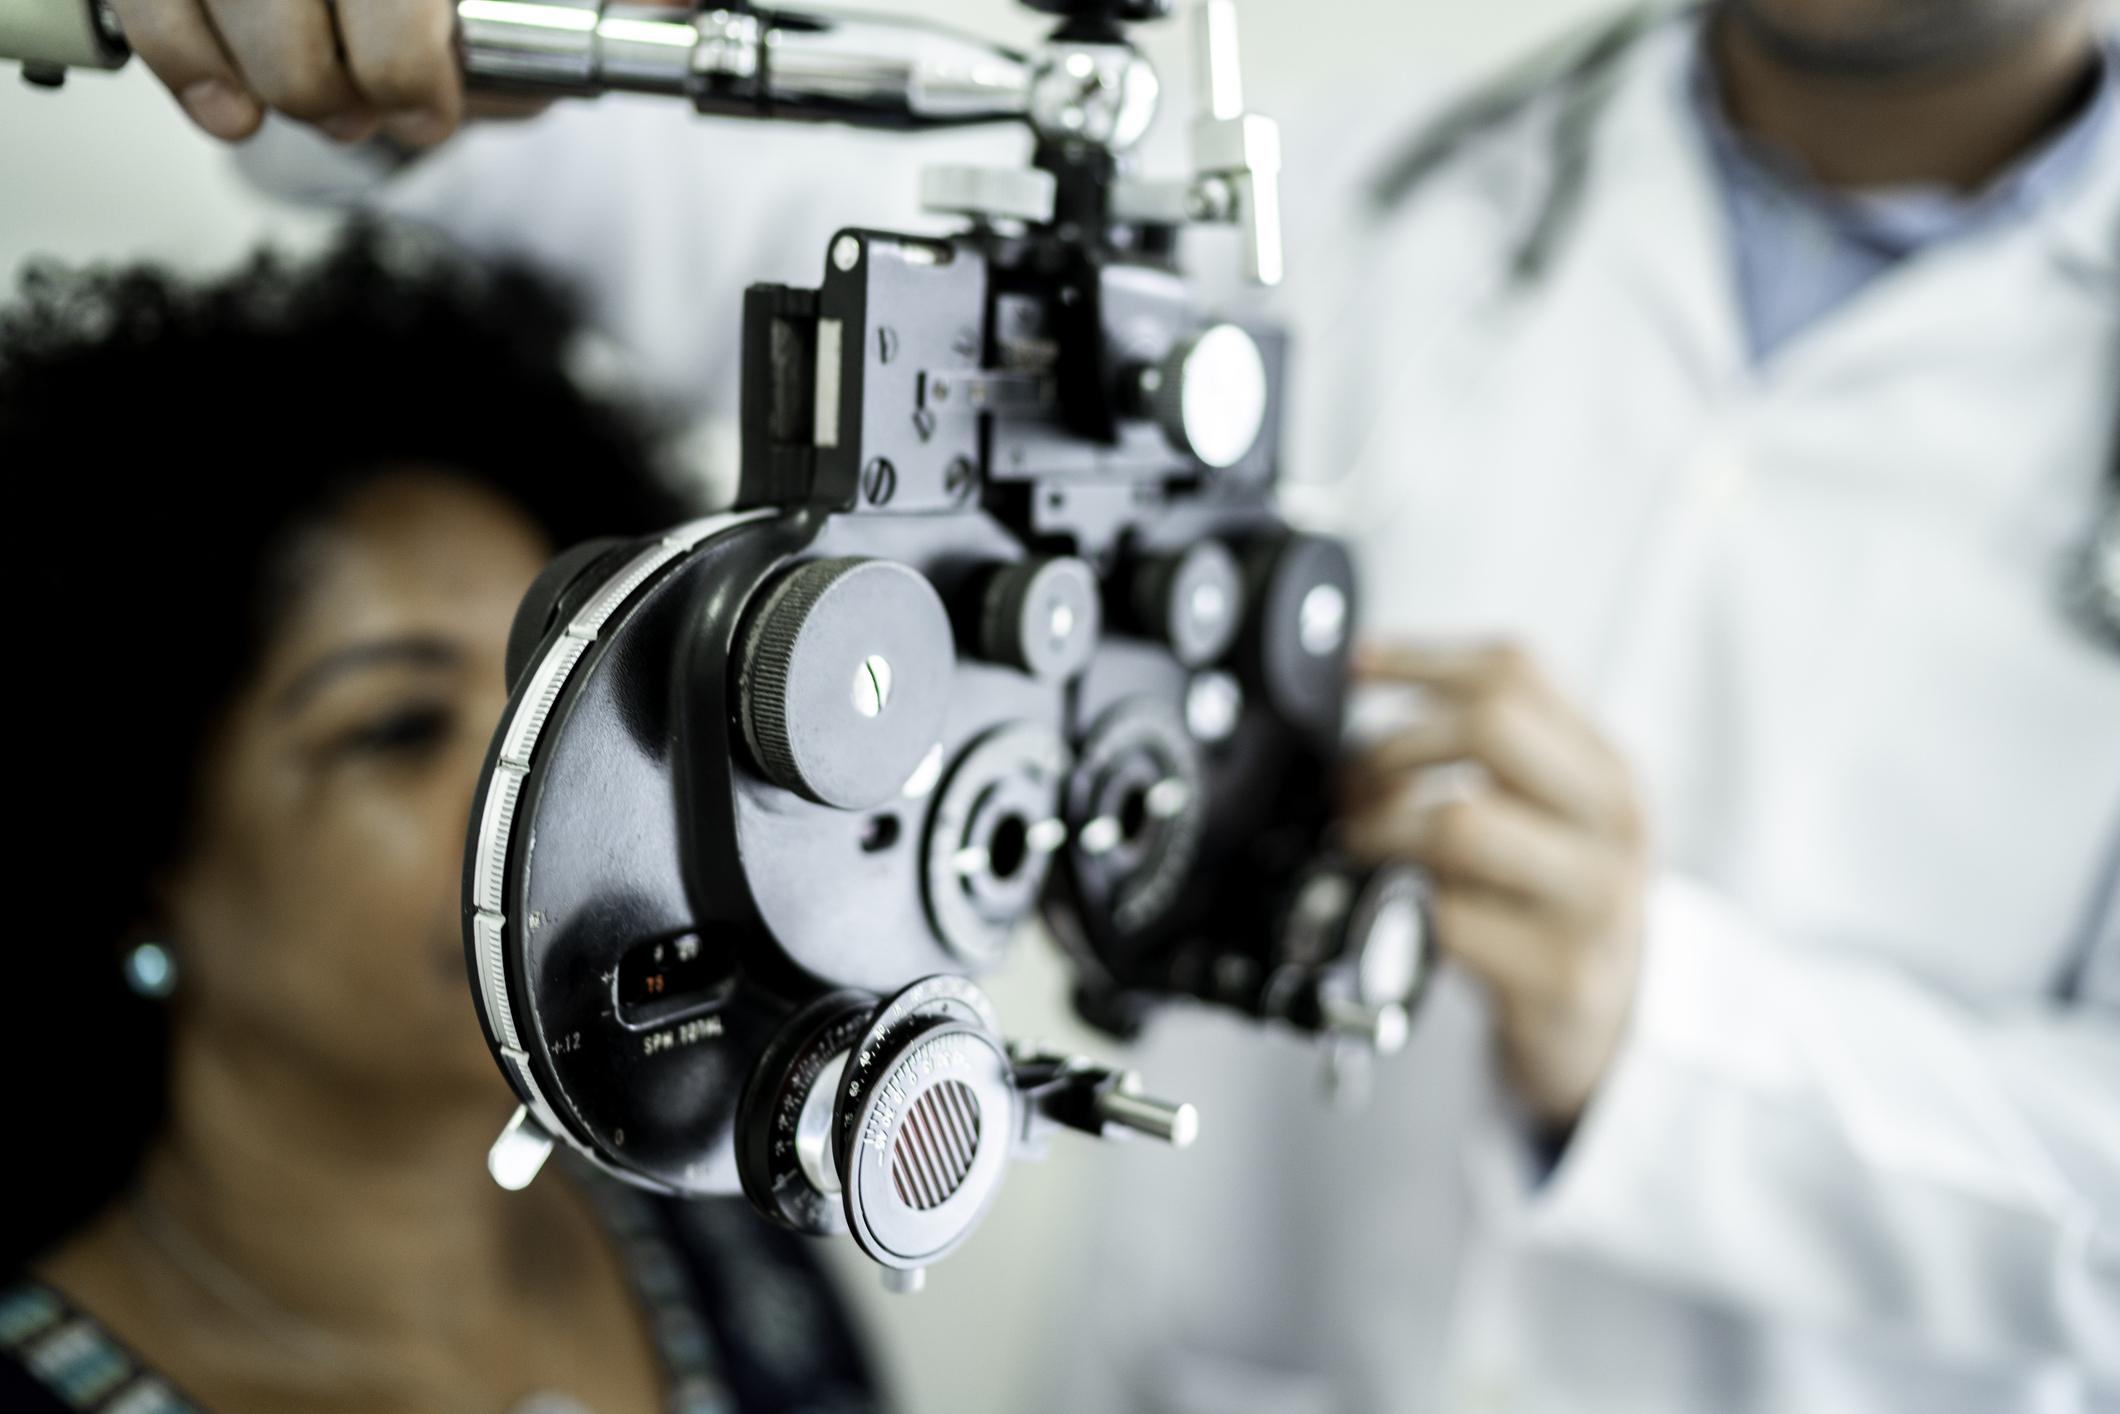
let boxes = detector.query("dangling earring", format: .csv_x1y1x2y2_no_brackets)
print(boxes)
123,941,179,1000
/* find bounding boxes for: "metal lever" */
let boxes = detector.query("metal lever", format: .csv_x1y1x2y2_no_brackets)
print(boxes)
1194,0,1241,119
458,0,1032,126
1186,0,1282,284
487,1104,556,1189
1011,1048,1200,1151
1319,997,1411,1056
1094,1072,1200,1146
1103,0,1282,284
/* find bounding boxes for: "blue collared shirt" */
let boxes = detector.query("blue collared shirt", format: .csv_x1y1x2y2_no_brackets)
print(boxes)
1692,38,2116,363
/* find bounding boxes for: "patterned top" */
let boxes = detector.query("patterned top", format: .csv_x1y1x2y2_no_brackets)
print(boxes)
2,1168,876,1414
0,1283,199,1414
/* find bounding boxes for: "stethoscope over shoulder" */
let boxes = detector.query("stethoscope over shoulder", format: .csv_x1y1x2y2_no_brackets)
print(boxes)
1364,0,1699,285
1358,2,2120,1000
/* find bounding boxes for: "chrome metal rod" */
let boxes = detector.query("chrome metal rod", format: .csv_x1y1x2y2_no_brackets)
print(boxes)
457,0,1031,128
2,0,124,76
1095,1087,1200,1147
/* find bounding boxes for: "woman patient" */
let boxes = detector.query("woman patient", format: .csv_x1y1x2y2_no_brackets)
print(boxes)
1,230,876,1414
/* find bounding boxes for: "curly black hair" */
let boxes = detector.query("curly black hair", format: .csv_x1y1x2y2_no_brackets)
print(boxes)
1,225,686,1272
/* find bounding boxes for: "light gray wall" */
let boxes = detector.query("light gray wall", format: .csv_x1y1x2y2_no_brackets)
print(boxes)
0,4,1618,1412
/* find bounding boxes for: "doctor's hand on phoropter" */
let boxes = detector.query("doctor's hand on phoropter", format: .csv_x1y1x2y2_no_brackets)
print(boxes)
1339,642,1650,1127
108,0,466,145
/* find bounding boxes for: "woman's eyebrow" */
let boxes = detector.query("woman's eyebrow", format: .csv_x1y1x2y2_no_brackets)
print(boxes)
278,635,463,714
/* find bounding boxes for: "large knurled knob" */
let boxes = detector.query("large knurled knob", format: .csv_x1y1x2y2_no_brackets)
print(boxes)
739,556,956,810
1243,533,1355,735
1132,538,1243,668
978,555,1101,681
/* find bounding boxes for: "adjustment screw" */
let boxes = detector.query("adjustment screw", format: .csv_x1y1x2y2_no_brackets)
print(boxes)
853,655,893,718
862,458,897,506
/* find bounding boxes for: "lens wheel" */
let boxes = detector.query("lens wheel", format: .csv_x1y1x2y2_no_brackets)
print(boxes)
921,723,1070,965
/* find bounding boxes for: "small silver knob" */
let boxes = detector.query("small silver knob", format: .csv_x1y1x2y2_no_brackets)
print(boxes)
1094,1083,1200,1147
1318,998,1410,1056
488,1105,555,1191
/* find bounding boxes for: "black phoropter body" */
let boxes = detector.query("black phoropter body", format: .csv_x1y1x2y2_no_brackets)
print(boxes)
0,0,1441,1289
444,0,1439,1284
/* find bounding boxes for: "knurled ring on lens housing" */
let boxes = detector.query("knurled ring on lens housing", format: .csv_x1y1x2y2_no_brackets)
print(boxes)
738,556,956,809
833,976,1012,1270
735,990,877,1235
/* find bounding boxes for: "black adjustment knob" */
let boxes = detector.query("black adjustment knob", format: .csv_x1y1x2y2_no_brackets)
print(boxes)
1131,539,1243,667
739,556,956,809
978,556,1101,680
1268,861,1431,1057
1242,534,1355,735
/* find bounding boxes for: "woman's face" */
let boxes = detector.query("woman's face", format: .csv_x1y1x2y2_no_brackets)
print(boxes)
164,471,551,1103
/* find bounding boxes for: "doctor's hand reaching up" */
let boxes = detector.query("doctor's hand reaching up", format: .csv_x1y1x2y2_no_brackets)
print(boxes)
112,0,461,145
1341,642,1650,1127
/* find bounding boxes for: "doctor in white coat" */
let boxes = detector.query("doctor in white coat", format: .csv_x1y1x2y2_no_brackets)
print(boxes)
88,0,2120,1407
1050,1,2120,1411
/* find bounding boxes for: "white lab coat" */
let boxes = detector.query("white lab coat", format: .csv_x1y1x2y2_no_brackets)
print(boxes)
1048,16,2120,1414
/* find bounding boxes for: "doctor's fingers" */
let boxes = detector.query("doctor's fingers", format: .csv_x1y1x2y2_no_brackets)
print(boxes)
112,0,460,144
1350,682,1637,840
110,0,264,139
1345,790,1615,919
207,0,378,132
1353,641,1638,831
1430,884,1640,1020
1428,886,1563,1001
335,0,463,146
1358,640,1620,757
1434,884,1640,1122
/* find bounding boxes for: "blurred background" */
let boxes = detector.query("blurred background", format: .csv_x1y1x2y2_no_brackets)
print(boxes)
0,3,1616,1409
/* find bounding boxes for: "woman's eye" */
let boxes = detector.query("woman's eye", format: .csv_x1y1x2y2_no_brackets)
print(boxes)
341,705,453,758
